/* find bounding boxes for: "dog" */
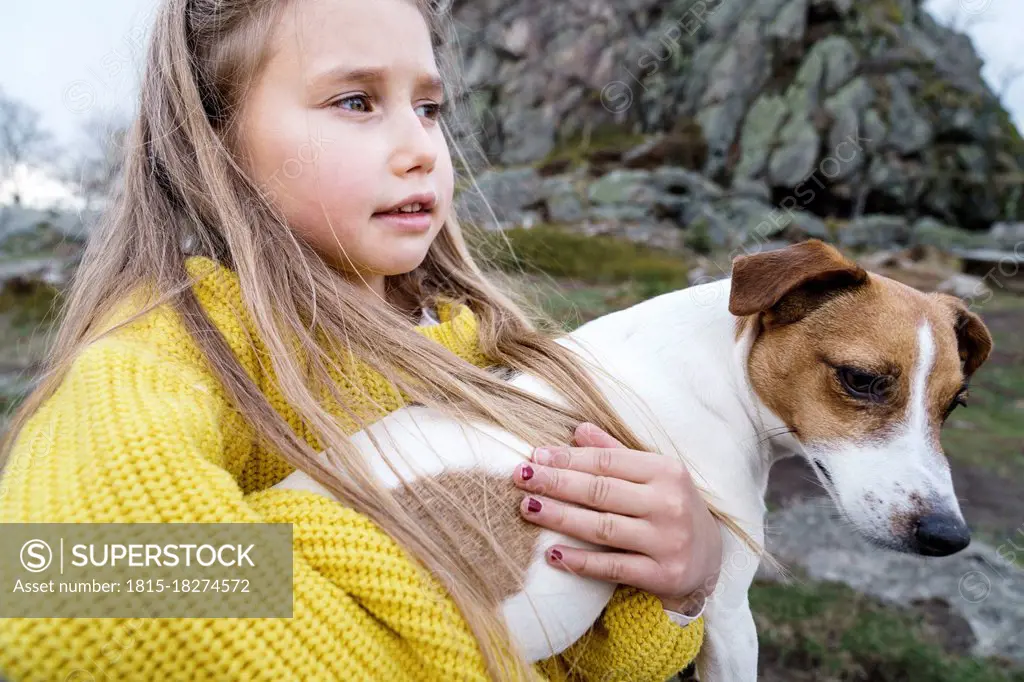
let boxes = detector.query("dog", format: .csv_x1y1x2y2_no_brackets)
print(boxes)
272,239,992,681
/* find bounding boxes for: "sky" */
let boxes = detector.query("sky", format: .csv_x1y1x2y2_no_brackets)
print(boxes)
0,0,1022,207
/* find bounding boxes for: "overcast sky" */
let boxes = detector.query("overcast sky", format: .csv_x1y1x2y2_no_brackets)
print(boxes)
0,0,1022,204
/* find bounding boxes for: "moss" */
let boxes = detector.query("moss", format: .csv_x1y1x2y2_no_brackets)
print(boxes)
683,217,713,255
881,0,905,23
0,280,62,330
919,78,985,111
537,124,648,170
470,223,689,296
824,217,847,242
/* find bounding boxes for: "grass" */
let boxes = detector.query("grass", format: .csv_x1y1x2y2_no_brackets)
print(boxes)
750,578,1024,681
471,223,691,299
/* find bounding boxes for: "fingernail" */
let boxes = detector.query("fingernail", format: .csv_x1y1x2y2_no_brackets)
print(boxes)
526,497,542,513
533,448,551,465
548,548,563,562
520,464,534,481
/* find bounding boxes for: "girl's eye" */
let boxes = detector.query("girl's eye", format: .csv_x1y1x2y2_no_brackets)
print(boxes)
416,101,444,120
334,95,372,112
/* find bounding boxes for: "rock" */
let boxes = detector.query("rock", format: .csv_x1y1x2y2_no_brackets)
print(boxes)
458,167,544,230
859,249,909,270
825,106,864,182
769,118,820,187
499,107,557,165
785,210,831,241
735,95,788,179
464,47,499,89
937,273,991,300
956,145,987,178
650,166,725,199
587,169,659,206
955,248,1024,294
731,178,772,203
838,214,911,249
989,222,1024,249
496,17,532,58
759,500,1024,665
886,76,933,155
587,168,698,223
720,198,790,243
766,0,807,44
818,36,860,94
697,18,772,175
540,176,585,224
862,108,888,152
824,76,875,119
911,217,988,251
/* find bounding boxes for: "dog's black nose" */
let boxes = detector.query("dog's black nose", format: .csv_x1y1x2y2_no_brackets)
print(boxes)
914,513,971,556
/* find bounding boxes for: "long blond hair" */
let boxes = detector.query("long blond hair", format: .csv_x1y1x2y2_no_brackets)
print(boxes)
1,0,757,678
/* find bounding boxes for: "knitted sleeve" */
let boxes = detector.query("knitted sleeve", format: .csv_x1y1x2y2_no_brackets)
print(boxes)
0,335,495,682
539,587,705,681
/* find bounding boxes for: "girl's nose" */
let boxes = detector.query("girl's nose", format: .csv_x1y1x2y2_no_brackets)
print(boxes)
389,111,437,176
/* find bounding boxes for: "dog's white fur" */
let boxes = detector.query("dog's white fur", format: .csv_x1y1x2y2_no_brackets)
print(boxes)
273,275,968,681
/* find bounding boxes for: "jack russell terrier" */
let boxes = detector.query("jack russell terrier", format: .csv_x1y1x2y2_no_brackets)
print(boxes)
272,239,993,681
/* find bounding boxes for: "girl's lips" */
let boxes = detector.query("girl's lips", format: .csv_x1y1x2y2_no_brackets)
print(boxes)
372,210,432,232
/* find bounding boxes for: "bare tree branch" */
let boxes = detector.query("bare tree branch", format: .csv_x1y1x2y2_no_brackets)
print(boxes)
0,88,53,207
62,114,129,215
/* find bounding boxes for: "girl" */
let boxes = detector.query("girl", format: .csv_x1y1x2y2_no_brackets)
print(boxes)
0,0,723,679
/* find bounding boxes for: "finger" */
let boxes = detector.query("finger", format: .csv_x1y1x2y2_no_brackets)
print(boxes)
514,461,652,517
520,495,652,553
544,545,663,589
572,422,624,449
531,445,669,484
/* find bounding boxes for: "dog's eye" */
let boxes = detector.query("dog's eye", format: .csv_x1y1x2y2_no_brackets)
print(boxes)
837,366,891,403
943,390,969,421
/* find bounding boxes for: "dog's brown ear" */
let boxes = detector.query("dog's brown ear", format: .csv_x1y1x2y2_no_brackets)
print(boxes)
936,294,993,377
728,239,868,325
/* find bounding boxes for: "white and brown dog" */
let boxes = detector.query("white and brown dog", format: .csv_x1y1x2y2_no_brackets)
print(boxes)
273,239,992,681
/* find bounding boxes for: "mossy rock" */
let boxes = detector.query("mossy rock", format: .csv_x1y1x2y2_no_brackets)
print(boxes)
537,125,648,173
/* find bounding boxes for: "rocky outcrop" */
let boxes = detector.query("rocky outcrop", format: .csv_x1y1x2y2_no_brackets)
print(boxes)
455,162,1004,259
453,0,1024,233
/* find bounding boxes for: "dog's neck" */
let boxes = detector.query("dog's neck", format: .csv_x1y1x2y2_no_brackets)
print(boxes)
564,279,801,515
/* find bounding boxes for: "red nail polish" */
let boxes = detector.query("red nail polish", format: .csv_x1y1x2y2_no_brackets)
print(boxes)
521,464,534,481
527,497,542,513
549,548,562,562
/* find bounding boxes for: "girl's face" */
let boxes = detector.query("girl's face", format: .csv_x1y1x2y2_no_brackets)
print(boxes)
238,0,454,296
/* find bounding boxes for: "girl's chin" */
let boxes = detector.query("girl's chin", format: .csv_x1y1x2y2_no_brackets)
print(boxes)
366,252,431,278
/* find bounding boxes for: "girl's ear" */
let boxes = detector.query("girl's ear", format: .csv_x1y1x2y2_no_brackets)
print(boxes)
935,294,994,377
728,239,868,326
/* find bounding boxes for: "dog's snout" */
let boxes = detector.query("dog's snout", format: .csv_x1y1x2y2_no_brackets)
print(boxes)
914,512,971,556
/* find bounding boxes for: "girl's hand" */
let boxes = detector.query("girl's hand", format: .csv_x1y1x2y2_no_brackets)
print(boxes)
513,422,722,614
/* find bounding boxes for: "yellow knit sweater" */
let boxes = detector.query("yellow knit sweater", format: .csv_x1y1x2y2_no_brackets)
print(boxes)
0,256,704,682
